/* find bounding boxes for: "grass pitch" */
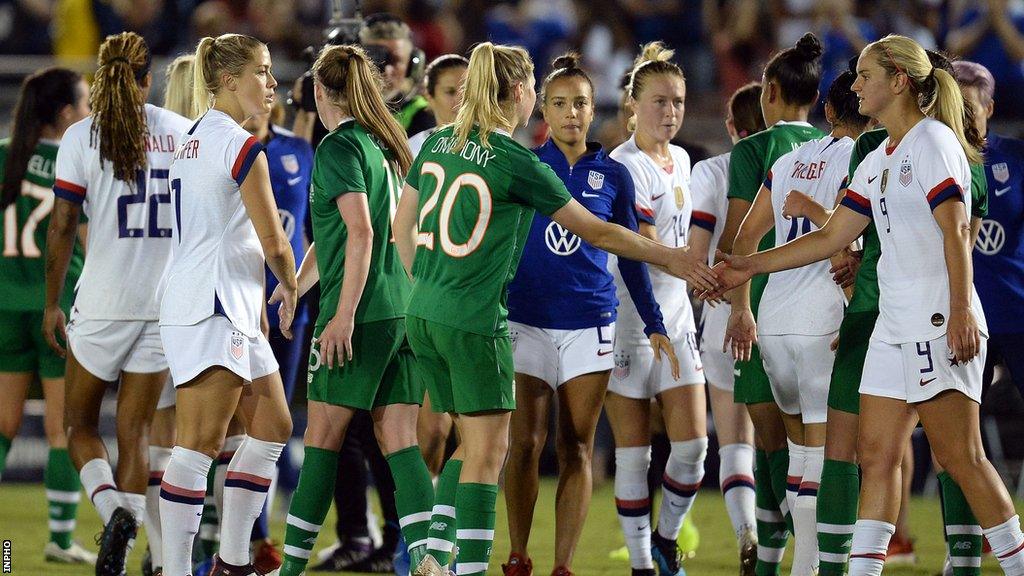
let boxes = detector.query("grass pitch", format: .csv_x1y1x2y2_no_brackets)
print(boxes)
0,480,1018,575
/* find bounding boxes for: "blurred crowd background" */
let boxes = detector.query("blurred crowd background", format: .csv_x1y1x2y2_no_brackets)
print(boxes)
3,0,1024,155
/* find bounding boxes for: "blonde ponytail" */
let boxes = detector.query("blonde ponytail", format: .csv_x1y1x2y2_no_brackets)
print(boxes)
931,68,983,164
193,37,216,115
193,34,266,116
452,42,533,150
164,55,196,119
313,44,413,176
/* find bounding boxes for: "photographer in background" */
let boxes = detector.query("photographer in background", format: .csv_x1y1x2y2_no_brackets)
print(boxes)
361,13,432,135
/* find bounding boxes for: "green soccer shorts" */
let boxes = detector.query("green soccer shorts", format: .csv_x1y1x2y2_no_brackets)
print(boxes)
0,310,65,379
827,310,879,415
307,318,422,409
733,343,776,405
405,315,515,415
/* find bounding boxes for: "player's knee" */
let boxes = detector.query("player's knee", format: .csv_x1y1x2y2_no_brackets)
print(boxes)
669,436,709,465
509,429,546,460
935,444,989,479
857,434,901,472
258,411,292,444
556,436,592,471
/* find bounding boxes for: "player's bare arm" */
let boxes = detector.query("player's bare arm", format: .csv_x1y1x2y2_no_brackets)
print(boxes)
550,198,718,292
41,197,81,356
393,183,419,277
722,184,773,360
240,152,298,337
934,197,981,363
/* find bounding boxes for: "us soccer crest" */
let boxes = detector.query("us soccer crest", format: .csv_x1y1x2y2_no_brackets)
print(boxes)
281,154,300,174
899,158,913,187
993,162,1010,184
674,185,685,209
230,332,244,360
613,352,630,380
588,170,605,190
880,169,889,193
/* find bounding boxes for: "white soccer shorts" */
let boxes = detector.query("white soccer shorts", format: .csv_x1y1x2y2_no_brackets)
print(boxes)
699,302,735,392
66,312,167,381
607,331,706,399
860,333,985,404
510,321,615,389
759,332,836,424
161,315,278,386
156,375,176,410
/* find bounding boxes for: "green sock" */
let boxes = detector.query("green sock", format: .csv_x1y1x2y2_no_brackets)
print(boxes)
426,458,462,566
766,447,793,531
280,447,339,576
453,482,498,576
44,448,81,549
198,463,219,559
817,458,859,576
0,433,11,479
386,445,434,569
754,449,787,576
938,471,982,575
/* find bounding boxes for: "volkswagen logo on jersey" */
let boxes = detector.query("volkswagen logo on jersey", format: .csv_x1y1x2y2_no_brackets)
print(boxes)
281,154,300,174
588,170,605,190
993,162,1010,184
899,158,913,187
279,209,296,241
545,221,582,256
976,219,1006,255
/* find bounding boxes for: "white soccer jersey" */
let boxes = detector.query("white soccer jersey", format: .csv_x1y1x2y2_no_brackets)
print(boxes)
610,136,696,344
690,151,730,266
840,118,988,344
757,136,851,336
53,104,192,320
159,109,267,338
408,127,437,158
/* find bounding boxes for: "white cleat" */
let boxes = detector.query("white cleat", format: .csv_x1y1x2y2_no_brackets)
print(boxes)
44,540,98,565
413,554,448,576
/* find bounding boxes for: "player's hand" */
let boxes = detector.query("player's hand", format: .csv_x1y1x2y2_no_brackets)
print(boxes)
724,306,757,361
269,284,298,340
42,305,68,358
318,313,355,369
829,248,861,288
947,308,981,363
699,251,756,300
782,190,814,220
667,245,718,292
650,333,680,380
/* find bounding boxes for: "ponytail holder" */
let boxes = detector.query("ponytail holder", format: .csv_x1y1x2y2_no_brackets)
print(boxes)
882,45,905,77
105,56,130,66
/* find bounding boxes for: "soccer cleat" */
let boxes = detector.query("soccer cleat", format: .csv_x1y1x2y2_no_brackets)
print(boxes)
738,527,757,576
885,534,916,565
502,553,533,576
652,532,687,576
142,545,153,575
310,537,373,571
413,553,448,576
632,570,657,576
43,540,98,564
210,554,265,575
96,506,137,576
939,555,953,576
346,545,396,573
252,539,283,574
551,566,573,576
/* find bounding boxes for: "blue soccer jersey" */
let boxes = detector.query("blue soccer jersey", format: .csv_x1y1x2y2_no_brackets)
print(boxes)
264,124,314,327
974,132,1024,334
507,140,665,335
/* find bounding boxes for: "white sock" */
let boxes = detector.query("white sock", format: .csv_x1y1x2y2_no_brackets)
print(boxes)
615,446,653,569
656,438,707,540
984,514,1024,576
219,436,284,566
146,446,172,569
719,443,756,540
266,464,280,520
122,491,147,525
214,434,246,521
792,445,823,576
848,519,895,576
160,446,212,576
80,458,121,524
786,440,805,523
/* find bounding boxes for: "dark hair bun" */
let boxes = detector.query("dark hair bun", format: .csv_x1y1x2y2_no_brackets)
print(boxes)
795,33,823,61
551,52,582,71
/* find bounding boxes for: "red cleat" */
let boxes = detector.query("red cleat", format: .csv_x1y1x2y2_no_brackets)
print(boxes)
252,539,283,574
551,566,574,576
885,535,916,565
502,553,533,576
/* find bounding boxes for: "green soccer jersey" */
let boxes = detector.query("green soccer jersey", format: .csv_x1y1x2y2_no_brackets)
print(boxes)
309,120,411,328
405,125,573,337
727,121,826,315
0,139,83,311
845,127,989,313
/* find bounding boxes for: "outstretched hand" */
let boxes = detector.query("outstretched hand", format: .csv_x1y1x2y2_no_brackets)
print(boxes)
666,246,719,292
698,251,757,300
782,190,814,220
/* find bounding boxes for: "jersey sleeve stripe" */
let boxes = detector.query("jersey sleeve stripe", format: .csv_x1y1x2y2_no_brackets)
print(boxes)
53,179,86,204
231,135,264,186
763,169,773,191
635,204,655,223
926,177,964,210
839,189,872,217
691,210,717,231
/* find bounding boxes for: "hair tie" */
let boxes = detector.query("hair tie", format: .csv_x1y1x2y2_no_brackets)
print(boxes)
882,45,905,77
105,56,130,66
